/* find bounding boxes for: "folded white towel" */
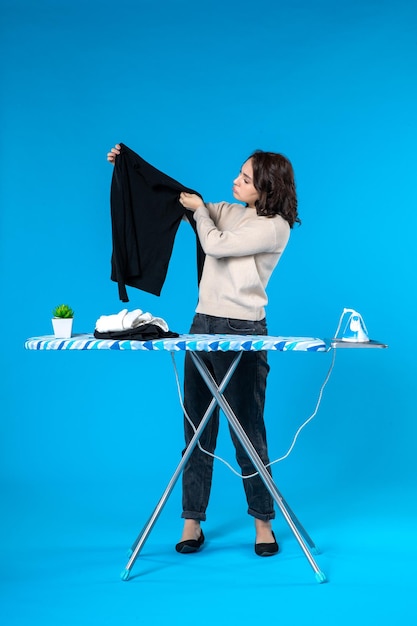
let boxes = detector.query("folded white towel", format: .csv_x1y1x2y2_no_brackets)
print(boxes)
95,309,169,333
137,315,169,332
122,309,144,329
95,309,129,333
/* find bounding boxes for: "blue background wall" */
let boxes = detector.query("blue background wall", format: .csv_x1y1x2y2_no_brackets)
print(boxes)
1,1,416,624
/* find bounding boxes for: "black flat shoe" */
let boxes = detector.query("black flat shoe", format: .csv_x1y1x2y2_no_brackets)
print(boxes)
175,529,205,554
255,531,279,557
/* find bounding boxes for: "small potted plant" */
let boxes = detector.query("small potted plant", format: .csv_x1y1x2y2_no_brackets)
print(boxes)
52,304,74,338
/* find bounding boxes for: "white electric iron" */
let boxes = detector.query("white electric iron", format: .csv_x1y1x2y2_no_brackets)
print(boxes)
334,308,370,343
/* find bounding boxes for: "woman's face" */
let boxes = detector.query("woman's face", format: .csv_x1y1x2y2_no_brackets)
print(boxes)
232,158,259,208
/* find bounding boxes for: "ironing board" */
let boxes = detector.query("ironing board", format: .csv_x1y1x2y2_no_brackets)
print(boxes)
24,333,387,584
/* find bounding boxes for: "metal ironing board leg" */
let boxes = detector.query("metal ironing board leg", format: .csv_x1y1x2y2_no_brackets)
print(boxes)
277,494,319,554
120,352,243,581
189,352,327,584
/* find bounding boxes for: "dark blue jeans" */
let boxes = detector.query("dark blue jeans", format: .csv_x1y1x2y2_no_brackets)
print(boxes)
181,313,275,522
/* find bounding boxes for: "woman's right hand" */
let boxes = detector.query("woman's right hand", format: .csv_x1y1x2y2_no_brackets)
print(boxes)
107,144,121,164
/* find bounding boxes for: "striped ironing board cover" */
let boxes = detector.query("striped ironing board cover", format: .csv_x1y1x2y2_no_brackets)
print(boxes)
25,334,329,352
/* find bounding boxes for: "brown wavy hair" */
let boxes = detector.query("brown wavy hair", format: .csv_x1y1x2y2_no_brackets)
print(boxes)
248,150,300,228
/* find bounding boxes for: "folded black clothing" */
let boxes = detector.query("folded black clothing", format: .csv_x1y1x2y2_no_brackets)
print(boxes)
94,324,179,341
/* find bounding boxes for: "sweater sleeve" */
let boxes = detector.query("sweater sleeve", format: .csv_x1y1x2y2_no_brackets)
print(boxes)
193,203,282,258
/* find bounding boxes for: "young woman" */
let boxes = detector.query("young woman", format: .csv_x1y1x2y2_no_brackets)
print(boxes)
107,145,300,556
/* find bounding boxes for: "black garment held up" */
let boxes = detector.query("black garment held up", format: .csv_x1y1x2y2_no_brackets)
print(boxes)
110,143,205,302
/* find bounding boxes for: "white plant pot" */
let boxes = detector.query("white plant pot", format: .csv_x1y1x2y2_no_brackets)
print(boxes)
52,317,73,339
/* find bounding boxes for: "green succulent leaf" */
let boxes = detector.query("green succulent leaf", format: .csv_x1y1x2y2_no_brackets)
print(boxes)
52,304,74,318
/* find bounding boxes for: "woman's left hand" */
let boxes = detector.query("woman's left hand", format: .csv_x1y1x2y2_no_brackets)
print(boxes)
179,192,204,211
